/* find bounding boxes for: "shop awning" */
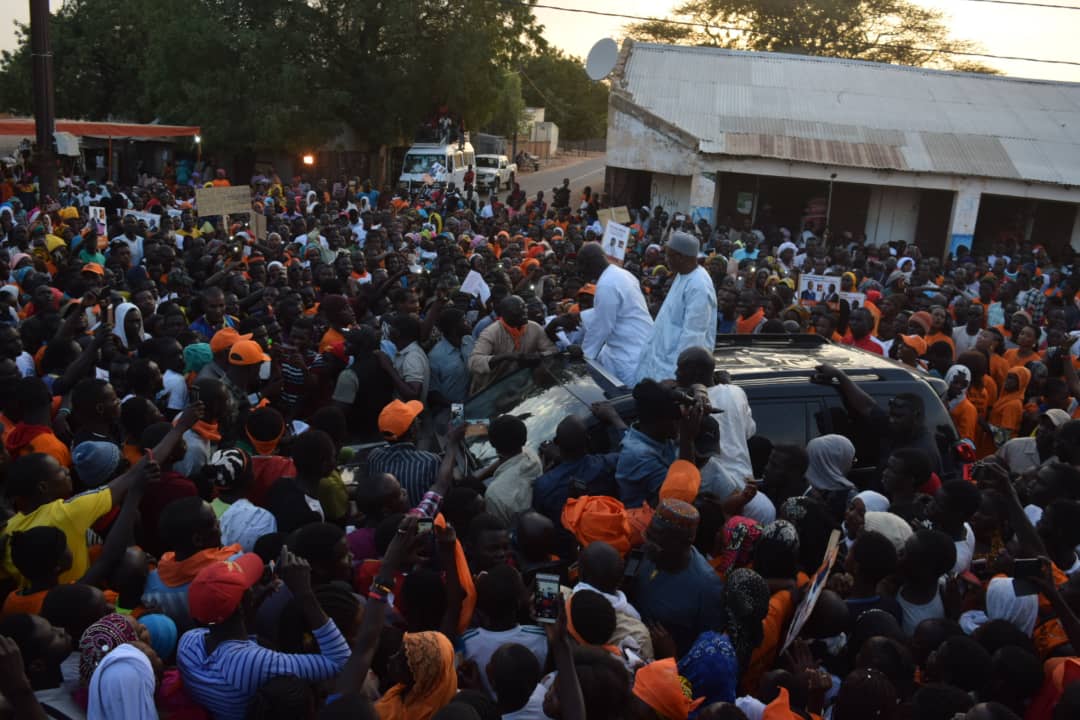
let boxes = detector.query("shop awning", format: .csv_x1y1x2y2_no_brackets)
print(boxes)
0,118,200,139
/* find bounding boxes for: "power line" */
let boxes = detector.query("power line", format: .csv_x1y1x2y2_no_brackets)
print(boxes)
520,1,1080,68
959,0,1080,10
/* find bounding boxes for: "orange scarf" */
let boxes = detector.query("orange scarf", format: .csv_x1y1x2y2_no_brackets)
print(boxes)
192,420,222,443
434,514,475,635
155,544,241,587
632,657,704,719
499,318,526,351
736,308,765,334
374,632,457,720
565,596,621,657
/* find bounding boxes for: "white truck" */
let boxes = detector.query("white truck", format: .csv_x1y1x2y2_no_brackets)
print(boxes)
474,154,516,193
399,139,476,192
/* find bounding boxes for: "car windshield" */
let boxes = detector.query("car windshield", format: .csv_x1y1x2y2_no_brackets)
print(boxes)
475,157,498,168
403,153,443,174
464,356,609,465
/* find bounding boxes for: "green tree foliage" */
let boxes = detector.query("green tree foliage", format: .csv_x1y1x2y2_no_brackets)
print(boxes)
627,0,999,73
520,49,609,141
0,0,546,153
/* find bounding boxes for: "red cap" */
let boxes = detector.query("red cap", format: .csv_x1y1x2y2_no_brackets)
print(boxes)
187,553,264,624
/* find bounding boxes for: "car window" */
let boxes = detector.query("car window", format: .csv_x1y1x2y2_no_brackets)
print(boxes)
750,399,814,448
464,357,608,465
821,394,881,470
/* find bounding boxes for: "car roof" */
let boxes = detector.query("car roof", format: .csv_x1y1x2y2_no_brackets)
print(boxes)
714,334,936,387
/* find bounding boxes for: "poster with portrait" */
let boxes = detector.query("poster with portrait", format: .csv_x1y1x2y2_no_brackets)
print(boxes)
796,274,839,307
838,291,866,311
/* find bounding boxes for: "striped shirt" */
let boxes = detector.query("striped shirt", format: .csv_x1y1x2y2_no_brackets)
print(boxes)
367,443,441,507
177,619,350,720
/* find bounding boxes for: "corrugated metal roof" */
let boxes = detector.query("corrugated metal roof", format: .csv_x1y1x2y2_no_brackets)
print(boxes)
617,42,1080,187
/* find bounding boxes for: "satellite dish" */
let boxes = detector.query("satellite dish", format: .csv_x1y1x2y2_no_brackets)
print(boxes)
586,38,618,81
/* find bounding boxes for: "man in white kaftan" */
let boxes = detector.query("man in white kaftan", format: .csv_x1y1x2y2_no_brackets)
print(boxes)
574,244,655,387
635,232,717,383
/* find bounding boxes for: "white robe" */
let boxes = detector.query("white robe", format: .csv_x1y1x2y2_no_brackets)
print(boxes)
706,382,757,485
581,264,655,386
635,266,717,383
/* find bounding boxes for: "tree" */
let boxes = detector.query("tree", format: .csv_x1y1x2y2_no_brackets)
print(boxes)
0,0,547,155
520,49,609,141
627,0,999,73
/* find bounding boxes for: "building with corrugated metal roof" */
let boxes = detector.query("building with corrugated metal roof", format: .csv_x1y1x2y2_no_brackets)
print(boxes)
605,40,1080,257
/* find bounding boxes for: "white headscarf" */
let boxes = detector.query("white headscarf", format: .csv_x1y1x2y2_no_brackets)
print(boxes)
112,302,148,350
863,511,914,553
960,576,1039,637
853,490,890,514
87,643,158,720
805,434,856,494
945,364,972,410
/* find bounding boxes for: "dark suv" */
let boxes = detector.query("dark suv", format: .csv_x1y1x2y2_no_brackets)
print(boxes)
463,334,958,483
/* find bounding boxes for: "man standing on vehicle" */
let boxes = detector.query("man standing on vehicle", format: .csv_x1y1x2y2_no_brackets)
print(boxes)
635,232,717,383
562,242,653,387
675,347,756,487
468,295,557,394
812,363,944,479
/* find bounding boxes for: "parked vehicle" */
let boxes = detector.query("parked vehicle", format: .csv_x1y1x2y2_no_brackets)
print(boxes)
462,335,960,486
398,138,475,191
474,154,516,192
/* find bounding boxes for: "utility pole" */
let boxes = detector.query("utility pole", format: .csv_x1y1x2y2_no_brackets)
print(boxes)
30,0,57,203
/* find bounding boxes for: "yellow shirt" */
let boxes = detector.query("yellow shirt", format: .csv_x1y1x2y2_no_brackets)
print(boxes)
1,488,113,586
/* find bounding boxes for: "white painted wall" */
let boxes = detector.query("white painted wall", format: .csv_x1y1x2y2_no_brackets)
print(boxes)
651,173,692,214
865,186,920,246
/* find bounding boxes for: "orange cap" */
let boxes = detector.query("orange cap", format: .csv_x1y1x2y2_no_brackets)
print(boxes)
899,334,928,356
228,339,271,366
378,399,425,440
659,459,701,504
81,262,105,276
578,283,597,297
210,327,252,354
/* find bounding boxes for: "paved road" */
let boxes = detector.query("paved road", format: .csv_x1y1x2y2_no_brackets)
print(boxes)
504,154,607,202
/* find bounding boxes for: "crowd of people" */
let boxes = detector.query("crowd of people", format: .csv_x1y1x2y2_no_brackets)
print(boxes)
0,163,1076,720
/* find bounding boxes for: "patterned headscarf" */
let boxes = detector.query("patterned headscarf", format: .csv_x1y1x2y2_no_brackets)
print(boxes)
79,613,139,686
723,568,771,668
711,516,763,578
678,631,739,709
373,631,457,720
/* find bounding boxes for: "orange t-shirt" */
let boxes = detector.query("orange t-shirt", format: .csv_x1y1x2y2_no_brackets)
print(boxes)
1,588,46,618
1003,348,1039,369
11,431,73,468
742,572,811,695
988,353,1009,394
950,397,978,444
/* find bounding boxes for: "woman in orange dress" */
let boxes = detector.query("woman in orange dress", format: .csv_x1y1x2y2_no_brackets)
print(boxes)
987,366,1031,450
945,364,977,447
978,327,1010,393
959,350,999,459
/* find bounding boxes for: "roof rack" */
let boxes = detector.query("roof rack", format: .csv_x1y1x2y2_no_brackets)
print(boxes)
714,333,830,349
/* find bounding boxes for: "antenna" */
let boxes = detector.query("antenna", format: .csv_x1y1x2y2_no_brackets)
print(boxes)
585,38,618,81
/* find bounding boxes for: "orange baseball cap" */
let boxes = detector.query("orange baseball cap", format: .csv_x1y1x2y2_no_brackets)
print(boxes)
81,262,105,276
187,554,264,624
578,284,597,296
228,340,271,366
898,334,928,356
378,399,425,440
210,327,252,354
